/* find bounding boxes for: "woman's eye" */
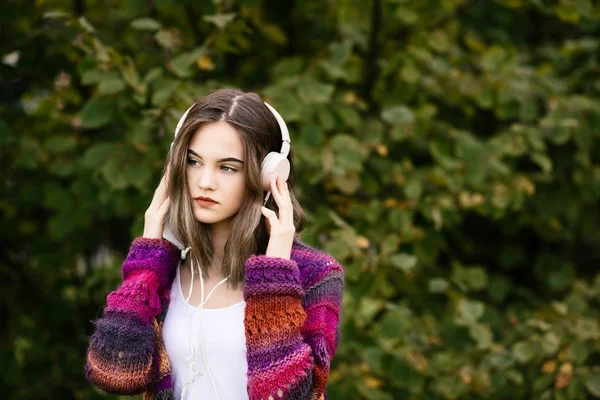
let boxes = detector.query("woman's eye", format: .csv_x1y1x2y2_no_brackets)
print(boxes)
186,159,236,173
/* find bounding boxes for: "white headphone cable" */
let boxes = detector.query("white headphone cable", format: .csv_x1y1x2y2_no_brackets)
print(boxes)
180,246,230,400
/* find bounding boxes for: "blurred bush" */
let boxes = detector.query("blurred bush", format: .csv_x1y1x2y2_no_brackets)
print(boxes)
2,0,600,399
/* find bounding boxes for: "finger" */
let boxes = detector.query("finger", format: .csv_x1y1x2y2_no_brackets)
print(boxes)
281,178,291,201
269,175,285,211
261,206,278,226
157,196,170,217
275,176,293,225
148,182,165,212
272,175,291,208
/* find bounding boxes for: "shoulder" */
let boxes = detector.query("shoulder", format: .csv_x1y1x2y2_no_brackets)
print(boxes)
291,238,344,286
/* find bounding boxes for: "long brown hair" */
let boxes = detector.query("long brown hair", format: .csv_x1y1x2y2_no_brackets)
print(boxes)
162,88,306,289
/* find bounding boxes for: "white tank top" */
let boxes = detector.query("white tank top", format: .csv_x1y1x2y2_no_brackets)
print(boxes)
162,265,249,400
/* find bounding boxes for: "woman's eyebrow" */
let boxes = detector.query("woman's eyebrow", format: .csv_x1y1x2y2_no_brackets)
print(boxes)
187,149,244,164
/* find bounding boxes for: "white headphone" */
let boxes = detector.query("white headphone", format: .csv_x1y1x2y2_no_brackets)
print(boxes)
162,98,292,399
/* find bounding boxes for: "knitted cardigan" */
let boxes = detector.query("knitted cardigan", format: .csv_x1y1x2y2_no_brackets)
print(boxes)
85,237,344,400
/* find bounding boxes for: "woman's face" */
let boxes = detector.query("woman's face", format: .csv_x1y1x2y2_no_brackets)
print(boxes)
186,121,247,226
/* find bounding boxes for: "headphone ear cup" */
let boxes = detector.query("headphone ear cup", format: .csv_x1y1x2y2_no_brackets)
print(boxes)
261,152,290,191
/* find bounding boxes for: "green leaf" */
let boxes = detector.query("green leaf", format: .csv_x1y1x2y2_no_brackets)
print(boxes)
203,13,236,30
81,69,106,85
513,341,535,364
330,40,353,65
380,234,400,257
130,17,161,31
364,347,384,375
567,341,590,364
453,265,488,291
334,105,361,129
317,108,336,131
43,11,69,19
78,16,95,33
456,298,485,326
297,77,335,104
380,308,411,337
82,143,117,169
331,173,361,195
541,331,560,355
391,253,417,273
456,137,485,161
44,136,77,153
488,274,511,303
404,180,422,200
0,119,16,146
505,369,524,385
432,375,466,399
154,30,179,49
586,371,600,397
97,76,125,95
357,386,393,400
48,213,76,240
469,323,494,349
571,318,600,341
101,159,129,189
401,63,420,84
531,153,553,173
358,297,385,323
79,97,114,129
151,80,179,106
260,23,287,45
428,278,450,293
122,163,153,191
43,183,73,213
261,87,303,122
555,4,581,23
271,57,304,79
330,134,364,172
381,105,415,125
429,139,462,169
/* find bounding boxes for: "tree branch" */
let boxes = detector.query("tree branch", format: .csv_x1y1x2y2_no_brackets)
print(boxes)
73,0,85,15
184,5,203,46
360,0,382,112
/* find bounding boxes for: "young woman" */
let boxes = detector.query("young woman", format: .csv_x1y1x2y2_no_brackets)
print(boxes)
84,89,345,400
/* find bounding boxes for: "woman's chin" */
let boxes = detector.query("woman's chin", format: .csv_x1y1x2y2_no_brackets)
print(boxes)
193,211,220,224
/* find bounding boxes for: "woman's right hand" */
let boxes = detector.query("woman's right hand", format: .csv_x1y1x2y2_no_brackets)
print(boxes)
143,165,171,239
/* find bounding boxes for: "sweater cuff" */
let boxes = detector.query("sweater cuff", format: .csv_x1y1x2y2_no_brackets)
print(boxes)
243,255,304,298
121,237,180,288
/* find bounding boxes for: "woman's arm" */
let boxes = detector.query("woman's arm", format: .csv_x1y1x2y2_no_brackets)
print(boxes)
243,252,344,400
84,237,180,395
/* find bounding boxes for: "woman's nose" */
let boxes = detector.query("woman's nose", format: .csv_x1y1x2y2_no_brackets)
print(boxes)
197,168,217,190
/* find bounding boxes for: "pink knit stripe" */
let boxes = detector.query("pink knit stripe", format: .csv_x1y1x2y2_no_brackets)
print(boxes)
247,342,313,398
105,270,162,323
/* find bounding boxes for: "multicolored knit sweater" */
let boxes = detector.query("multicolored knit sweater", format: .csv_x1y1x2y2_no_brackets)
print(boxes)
85,237,344,400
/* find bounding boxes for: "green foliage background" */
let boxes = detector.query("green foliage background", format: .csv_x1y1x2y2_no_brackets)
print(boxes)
2,0,600,399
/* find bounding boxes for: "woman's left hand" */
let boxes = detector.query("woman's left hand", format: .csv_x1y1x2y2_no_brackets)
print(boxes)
261,174,295,260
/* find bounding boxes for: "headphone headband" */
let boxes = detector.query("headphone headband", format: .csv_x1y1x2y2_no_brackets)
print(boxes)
172,100,291,157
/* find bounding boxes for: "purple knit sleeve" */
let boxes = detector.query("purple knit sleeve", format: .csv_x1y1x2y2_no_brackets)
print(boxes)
243,249,344,400
84,237,180,395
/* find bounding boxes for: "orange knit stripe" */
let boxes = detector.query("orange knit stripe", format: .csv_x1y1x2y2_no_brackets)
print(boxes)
86,349,152,393
244,294,306,346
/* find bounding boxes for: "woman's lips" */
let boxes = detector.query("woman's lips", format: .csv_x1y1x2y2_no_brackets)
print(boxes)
195,198,218,207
